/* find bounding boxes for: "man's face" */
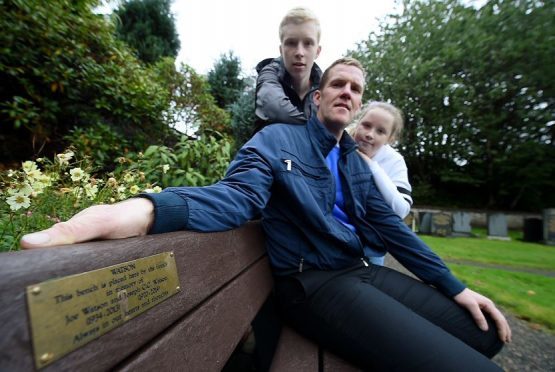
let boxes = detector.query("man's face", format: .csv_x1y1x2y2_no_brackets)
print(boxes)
314,64,364,137
279,21,321,83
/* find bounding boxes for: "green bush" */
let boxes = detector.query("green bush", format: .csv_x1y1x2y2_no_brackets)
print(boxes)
125,133,233,187
0,0,171,161
64,122,131,171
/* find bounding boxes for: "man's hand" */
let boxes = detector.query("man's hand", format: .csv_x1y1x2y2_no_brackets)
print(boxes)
454,288,512,343
21,198,154,249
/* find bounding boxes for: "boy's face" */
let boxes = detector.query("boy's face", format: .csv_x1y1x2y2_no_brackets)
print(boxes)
314,64,364,137
279,21,321,83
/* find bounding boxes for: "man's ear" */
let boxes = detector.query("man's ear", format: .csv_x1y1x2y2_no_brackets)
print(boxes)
316,45,322,59
279,45,283,57
313,90,321,107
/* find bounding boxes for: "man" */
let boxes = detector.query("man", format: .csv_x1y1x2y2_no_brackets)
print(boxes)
22,58,511,371
254,7,322,130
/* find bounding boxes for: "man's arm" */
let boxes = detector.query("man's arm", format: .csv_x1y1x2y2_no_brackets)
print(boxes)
21,198,154,248
255,60,306,125
361,183,511,342
21,131,276,249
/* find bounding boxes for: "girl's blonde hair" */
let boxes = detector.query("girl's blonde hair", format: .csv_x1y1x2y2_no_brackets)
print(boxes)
347,101,404,143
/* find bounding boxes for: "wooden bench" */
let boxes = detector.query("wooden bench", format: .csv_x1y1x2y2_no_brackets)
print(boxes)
0,221,360,371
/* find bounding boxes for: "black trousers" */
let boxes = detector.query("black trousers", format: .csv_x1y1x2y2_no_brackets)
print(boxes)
274,264,504,371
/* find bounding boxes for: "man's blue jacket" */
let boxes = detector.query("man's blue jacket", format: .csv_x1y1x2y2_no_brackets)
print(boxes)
144,115,465,297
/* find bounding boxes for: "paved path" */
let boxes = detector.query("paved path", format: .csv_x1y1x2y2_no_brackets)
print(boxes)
384,254,555,371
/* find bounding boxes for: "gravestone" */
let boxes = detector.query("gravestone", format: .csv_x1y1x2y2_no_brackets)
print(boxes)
431,212,452,237
419,212,432,234
523,218,543,243
452,211,472,237
543,209,555,246
487,213,509,240
403,211,417,232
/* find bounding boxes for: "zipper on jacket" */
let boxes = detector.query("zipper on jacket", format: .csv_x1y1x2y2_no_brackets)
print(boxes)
290,162,322,180
298,257,304,273
361,258,369,267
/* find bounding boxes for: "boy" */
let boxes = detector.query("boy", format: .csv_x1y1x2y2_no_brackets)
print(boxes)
254,7,322,131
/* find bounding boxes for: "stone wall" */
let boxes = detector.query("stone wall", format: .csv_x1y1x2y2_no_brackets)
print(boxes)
412,206,543,230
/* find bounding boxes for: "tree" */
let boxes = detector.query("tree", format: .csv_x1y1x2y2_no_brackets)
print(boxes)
349,0,555,210
230,76,256,149
114,0,180,64
207,51,246,109
152,58,232,137
0,0,171,163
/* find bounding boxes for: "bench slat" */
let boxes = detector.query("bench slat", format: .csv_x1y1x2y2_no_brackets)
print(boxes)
270,326,319,371
322,350,362,371
116,257,273,371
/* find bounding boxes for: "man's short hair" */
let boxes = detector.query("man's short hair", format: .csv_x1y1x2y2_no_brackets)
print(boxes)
319,57,366,90
279,7,321,42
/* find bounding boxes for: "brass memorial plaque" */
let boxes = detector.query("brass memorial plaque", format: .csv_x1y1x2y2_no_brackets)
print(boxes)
26,252,180,369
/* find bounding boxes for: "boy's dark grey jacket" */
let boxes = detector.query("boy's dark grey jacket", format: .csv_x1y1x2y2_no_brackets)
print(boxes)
144,115,465,298
254,57,322,130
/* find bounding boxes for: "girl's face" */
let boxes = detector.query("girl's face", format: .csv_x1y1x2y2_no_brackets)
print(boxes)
354,108,395,158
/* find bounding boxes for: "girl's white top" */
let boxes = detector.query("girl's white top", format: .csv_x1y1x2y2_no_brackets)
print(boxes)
365,144,412,218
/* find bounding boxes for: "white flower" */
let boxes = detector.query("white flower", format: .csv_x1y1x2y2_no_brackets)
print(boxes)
84,183,98,200
6,193,31,211
162,164,170,174
31,181,46,194
22,161,38,174
129,185,140,194
57,151,74,165
69,168,86,182
123,173,135,184
153,186,162,193
8,183,33,196
38,174,52,187
106,177,118,187
25,168,42,182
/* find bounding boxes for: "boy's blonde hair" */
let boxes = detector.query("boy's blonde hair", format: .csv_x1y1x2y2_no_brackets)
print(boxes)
279,7,321,42
347,101,405,143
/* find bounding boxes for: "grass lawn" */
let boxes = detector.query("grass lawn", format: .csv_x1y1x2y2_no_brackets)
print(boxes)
420,234,555,271
418,232,555,332
449,264,555,332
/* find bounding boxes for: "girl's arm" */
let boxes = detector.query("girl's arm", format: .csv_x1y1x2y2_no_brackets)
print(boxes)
358,150,412,218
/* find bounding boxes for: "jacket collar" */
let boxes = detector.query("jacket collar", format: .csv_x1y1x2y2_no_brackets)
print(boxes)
257,57,322,90
307,114,358,158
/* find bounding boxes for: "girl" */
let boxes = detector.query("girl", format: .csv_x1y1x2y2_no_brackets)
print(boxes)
348,101,413,219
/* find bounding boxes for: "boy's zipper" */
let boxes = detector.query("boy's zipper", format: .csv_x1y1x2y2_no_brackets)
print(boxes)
298,257,304,273
361,258,369,267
